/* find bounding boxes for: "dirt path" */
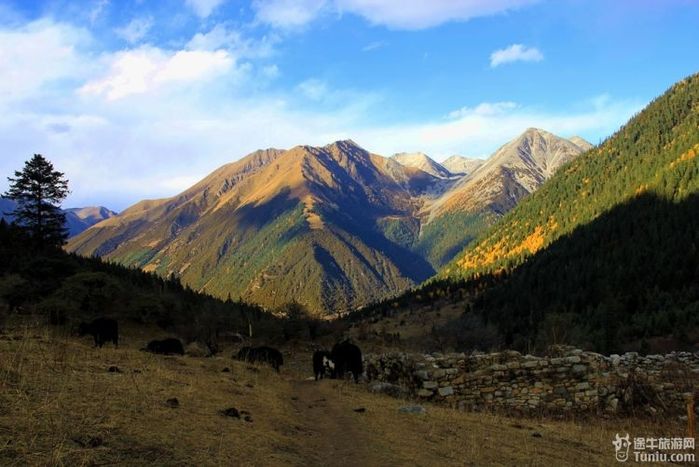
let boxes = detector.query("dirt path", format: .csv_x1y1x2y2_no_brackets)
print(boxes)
287,378,381,466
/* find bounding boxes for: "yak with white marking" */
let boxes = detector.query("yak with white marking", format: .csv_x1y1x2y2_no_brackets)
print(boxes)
312,350,334,381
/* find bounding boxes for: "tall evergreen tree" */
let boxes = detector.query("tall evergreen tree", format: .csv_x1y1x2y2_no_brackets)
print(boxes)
4,154,69,248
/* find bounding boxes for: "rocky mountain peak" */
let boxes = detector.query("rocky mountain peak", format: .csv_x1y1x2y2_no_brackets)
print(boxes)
390,152,452,179
569,136,594,151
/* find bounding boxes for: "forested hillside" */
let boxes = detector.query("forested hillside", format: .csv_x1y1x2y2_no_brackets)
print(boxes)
441,73,699,352
0,220,278,341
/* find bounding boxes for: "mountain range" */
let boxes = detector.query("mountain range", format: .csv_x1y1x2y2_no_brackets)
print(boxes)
66,129,591,315
0,198,116,237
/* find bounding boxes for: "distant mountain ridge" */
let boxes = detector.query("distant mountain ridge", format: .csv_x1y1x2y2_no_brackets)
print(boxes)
64,206,118,237
67,130,590,315
431,128,589,216
441,155,485,175
390,152,453,179
0,198,14,221
0,198,116,237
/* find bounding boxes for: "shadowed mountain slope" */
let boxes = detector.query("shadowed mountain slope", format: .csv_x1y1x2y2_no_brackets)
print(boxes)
462,193,699,352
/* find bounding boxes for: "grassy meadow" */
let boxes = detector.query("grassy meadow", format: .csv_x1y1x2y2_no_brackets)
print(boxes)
0,318,692,466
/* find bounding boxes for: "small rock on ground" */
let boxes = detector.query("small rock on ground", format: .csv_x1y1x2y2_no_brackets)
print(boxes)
398,406,427,415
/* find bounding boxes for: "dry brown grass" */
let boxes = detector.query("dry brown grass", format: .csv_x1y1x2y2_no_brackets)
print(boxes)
332,387,692,466
0,321,693,466
0,323,304,466
348,301,464,352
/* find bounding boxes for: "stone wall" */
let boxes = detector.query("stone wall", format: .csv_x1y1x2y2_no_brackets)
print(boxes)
364,346,699,415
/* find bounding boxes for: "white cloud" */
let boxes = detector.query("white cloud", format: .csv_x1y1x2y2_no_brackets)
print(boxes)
89,0,110,24
0,94,359,208
0,20,349,209
186,24,277,58
261,64,280,80
79,47,234,100
188,24,242,50
448,101,518,119
296,79,329,101
253,0,327,29
588,93,612,109
185,0,226,18
0,20,89,102
351,98,640,159
362,41,386,52
0,17,640,212
253,0,539,30
338,0,539,29
490,43,543,67
114,17,153,44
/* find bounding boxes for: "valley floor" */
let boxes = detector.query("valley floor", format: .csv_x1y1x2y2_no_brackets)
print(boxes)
0,323,691,466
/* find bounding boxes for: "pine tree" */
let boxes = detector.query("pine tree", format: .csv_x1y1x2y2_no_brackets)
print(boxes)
4,154,69,248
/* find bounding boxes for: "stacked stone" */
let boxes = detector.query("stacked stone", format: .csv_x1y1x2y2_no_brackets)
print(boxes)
598,351,699,414
363,348,699,415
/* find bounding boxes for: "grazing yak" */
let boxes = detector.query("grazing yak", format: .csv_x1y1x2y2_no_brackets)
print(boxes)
145,338,184,355
78,317,118,348
331,341,363,383
312,350,335,381
236,346,283,372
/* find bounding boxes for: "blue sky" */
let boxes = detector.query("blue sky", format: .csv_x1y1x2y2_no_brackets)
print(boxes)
0,0,697,210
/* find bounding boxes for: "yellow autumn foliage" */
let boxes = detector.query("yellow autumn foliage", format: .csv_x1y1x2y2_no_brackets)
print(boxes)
457,218,557,271
635,184,649,196
669,144,699,168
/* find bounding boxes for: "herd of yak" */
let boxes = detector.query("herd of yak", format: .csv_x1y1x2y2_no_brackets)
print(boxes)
77,317,364,383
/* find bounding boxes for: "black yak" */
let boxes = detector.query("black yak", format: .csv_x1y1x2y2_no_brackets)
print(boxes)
78,317,118,348
236,346,283,372
331,341,363,383
312,350,334,381
145,338,184,355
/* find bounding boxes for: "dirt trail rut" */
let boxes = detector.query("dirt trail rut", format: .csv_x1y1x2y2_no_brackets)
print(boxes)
287,378,381,466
